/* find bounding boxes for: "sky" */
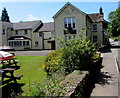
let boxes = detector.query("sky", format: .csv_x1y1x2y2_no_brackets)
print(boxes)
0,2,119,23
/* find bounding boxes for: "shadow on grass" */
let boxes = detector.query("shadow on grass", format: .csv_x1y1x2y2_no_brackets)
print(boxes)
1,83,25,98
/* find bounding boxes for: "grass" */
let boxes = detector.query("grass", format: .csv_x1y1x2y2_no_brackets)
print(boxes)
14,56,47,96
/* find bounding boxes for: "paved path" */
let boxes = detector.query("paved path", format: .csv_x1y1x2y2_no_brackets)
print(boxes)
91,48,119,97
14,50,52,56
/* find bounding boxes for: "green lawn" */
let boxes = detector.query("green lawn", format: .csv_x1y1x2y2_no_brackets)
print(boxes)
14,56,47,96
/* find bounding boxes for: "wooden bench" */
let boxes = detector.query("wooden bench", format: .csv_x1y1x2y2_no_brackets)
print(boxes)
0,68,23,84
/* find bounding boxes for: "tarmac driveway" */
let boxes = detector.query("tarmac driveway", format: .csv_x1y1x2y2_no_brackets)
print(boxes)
14,50,53,56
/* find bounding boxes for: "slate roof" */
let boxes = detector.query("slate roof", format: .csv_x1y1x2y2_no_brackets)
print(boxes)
13,20,42,30
39,22,54,32
88,13,104,22
1,21,13,28
1,20,43,31
8,36,31,40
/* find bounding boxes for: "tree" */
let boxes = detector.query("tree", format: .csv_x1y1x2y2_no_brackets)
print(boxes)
108,2,120,37
1,7,10,22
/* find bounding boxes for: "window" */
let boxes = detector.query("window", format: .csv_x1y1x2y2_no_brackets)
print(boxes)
9,41,29,47
23,41,29,46
24,30,28,35
64,18,76,29
14,41,17,46
15,30,18,35
16,41,22,46
92,36,97,43
2,29,5,35
38,33,42,37
65,35,75,41
26,41,29,46
35,42,39,46
92,24,97,31
9,42,12,46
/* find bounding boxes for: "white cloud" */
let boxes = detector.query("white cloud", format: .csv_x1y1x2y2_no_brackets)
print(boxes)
27,14,39,21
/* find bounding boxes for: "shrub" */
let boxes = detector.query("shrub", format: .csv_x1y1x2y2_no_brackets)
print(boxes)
44,49,63,75
61,38,99,73
30,78,66,96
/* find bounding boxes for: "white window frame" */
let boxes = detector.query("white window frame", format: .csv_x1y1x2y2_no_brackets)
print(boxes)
8,40,29,47
64,17,76,29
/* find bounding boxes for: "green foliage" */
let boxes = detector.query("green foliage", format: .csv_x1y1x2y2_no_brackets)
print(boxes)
61,38,98,73
112,35,120,41
30,78,66,96
118,35,120,41
108,11,115,22
108,8,120,37
1,7,10,22
44,49,63,75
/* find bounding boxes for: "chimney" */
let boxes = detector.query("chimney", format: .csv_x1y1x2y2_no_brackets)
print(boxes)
99,7,103,15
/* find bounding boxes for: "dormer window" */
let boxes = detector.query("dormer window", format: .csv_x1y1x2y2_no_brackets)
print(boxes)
2,29,5,35
64,18,75,29
92,24,97,32
24,30,28,35
15,30,18,35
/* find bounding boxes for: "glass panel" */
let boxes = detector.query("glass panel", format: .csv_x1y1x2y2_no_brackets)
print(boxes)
64,18,76,29
11,42,13,46
38,33,42,37
27,41,29,46
68,18,71,28
15,30,18,35
9,42,11,46
64,18,67,28
16,41,19,46
23,41,25,46
72,18,75,28
24,30,27,35
19,41,22,46
35,42,39,46
14,41,17,46
2,29,5,34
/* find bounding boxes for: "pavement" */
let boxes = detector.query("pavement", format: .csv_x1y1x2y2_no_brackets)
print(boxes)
111,41,120,72
91,48,119,97
14,50,52,56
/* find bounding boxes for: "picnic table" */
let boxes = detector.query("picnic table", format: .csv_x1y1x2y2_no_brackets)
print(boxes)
0,58,23,84
2,58,20,69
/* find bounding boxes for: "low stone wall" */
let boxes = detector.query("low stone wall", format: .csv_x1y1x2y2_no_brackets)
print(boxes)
71,71,96,97
60,57,103,97
59,70,89,96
